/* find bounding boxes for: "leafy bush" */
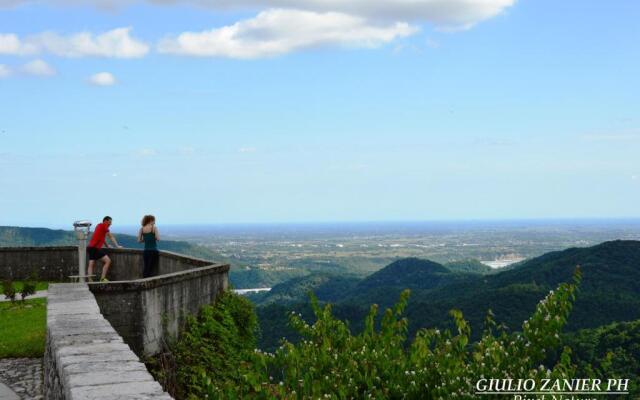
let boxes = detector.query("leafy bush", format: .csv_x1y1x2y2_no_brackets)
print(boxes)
20,273,38,301
170,291,259,399
173,269,582,399
2,279,16,302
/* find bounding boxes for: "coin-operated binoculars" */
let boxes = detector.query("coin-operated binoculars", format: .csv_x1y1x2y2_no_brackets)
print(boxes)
73,220,92,282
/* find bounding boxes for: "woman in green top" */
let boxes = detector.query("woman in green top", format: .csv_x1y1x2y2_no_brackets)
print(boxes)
138,215,160,278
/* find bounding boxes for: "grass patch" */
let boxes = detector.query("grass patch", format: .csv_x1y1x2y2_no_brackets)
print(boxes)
0,298,46,358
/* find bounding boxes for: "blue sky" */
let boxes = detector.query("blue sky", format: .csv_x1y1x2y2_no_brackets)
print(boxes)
0,0,639,227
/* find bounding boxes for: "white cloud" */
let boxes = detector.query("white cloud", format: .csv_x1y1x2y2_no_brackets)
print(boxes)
89,72,116,86
3,1,516,29
3,1,515,59
0,33,33,55
0,28,148,58
214,0,515,29
0,64,10,78
238,147,257,153
23,59,56,76
158,9,418,59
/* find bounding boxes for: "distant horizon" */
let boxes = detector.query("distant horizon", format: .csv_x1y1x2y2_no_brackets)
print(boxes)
5,216,640,234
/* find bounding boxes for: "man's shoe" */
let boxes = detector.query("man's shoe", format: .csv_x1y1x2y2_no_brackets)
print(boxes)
100,278,109,283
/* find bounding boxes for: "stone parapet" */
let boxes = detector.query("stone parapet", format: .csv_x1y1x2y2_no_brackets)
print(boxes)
90,263,229,356
44,283,171,400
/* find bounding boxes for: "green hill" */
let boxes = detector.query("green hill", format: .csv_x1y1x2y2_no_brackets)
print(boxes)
256,240,640,350
250,273,360,305
444,258,493,274
355,258,450,290
251,258,479,307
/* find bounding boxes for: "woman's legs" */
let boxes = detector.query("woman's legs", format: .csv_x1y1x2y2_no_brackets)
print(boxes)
151,250,159,276
143,250,152,278
143,250,159,278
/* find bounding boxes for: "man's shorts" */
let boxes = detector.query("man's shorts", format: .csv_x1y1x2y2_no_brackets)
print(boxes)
87,247,107,261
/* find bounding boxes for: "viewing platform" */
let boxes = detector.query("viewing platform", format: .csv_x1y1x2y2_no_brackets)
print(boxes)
0,246,229,356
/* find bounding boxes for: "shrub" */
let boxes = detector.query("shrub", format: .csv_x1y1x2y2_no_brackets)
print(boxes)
171,290,259,399
20,273,38,301
184,268,582,399
2,280,16,302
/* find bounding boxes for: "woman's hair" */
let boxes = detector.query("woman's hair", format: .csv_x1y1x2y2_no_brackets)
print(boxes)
141,215,156,226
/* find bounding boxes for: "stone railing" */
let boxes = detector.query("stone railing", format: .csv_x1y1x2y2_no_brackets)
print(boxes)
87,248,217,281
45,283,171,399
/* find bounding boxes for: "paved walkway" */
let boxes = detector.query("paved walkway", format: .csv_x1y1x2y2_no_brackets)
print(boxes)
0,382,20,400
0,358,43,400
0,290,47,302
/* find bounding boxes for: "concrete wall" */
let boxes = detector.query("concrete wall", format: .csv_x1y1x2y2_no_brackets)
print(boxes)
45,283,171,400
90,262,229,356
0,246,77,281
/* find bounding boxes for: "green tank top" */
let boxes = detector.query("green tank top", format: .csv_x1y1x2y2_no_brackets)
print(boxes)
142,231,158,250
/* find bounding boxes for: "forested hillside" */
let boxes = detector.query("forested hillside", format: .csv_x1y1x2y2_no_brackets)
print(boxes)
564,319,640,394
256,240,640,350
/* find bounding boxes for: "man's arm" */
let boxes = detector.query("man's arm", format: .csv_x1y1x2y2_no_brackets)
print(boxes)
108,232,123,248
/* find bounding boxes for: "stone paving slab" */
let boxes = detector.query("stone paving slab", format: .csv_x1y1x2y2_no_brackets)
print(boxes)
57,342,132,357
58,350,140,368
53,334,123,348
63,361,149,375
66,369,157,388
70,392,173,400
98,395,173,400
68,381,166,399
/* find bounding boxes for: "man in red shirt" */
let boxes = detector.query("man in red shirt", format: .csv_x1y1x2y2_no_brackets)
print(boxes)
87,216,122,282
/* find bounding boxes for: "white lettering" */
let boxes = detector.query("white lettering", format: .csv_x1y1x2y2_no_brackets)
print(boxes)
540,379,551,391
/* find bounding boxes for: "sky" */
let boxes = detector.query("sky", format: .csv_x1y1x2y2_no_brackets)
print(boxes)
0,0,639,228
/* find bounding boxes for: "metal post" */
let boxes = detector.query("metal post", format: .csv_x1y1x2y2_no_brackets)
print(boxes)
73,220,92,283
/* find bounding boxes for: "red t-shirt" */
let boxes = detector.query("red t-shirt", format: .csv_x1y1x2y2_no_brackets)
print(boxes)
88,223,109,248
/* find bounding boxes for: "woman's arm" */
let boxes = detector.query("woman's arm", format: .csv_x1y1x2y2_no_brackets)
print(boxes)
137,228,143,243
